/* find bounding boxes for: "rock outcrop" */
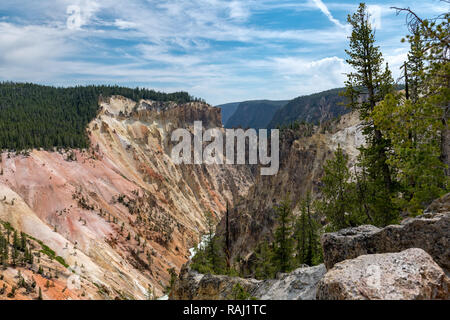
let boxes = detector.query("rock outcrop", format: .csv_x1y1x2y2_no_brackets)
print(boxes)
252,264,327,300
317,248,450,300
170,264,260,300
171,263,326,300
321,210,450,272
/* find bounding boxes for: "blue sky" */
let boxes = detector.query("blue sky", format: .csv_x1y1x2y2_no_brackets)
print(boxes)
0,1,448,105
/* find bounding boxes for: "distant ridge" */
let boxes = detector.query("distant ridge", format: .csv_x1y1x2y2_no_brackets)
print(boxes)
225,100,289,129
215,102,240,124
268,88,348,128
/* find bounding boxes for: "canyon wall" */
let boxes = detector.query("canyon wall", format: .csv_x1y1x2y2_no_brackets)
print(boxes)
215,111,364,273
0,96,253,299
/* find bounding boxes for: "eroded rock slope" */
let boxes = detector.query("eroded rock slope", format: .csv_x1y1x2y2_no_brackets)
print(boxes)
0,96,253,299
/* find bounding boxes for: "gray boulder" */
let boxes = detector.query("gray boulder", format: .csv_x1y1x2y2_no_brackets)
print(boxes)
253,264,326,300
170,263,326,300
317,248,450,300
321,211,450,272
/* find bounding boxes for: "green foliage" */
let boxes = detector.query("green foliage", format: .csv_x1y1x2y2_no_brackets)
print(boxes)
0,82,199,150
369,6,450,215
24,233,69,268
319,146,358,230
191,212,233,276
317,144,401,229
271,198,295,273
253,240,276,280
341,3,400,226
372,30,449,214
252,197,323,280
55,256,69,268
294,193,322,266
230,283,258,300
344,3,387,116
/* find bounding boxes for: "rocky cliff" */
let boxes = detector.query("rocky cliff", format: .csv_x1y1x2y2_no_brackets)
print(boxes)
0,96,254,300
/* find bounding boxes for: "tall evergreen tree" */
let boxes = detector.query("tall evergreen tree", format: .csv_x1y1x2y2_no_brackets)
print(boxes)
294,192,322,266
253,240,276,280
406,27,426,103
319,145,359,230
344,3,399,226
372,7,449,214
271,198,295,273
392,6,449,175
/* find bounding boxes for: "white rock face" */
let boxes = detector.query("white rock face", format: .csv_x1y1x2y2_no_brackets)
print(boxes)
254,264,327,300
317,248,450,300
329,112,366,169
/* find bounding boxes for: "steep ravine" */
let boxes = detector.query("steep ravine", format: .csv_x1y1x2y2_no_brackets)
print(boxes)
215,111,364,274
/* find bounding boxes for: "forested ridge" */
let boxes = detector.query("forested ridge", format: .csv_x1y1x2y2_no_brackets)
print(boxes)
0,82,197,150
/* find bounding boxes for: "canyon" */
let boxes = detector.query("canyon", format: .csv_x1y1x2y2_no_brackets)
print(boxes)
215,111,365,274
0,95,253,299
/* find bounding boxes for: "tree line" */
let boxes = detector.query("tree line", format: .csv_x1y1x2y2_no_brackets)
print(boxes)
0,82,200,150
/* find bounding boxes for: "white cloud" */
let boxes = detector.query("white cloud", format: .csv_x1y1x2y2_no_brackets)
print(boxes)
368,5,382,30
245,55,350,98
0,22,73,67
113,19,137,30
311,0,346,29
228,1,250,20
0,0,428,104
66,0,99,30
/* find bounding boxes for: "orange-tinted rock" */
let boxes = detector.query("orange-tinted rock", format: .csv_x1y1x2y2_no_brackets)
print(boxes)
0,96,253,300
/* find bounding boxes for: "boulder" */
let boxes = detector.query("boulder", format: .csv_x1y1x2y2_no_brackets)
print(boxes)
321,211,450,271
170,263,326,300
317,248,450,300
427,193,450,213
170,264,260,300
253,264,326,300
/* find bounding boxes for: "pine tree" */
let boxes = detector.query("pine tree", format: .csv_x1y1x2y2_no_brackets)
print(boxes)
344,3,399,226
271,198,295,273
406,27,425,103
373,93,446,214
392,6,450,175
294,192,322,266
371,6,450,214
253,240,276,280
319,145,361,230
191,212,227,275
